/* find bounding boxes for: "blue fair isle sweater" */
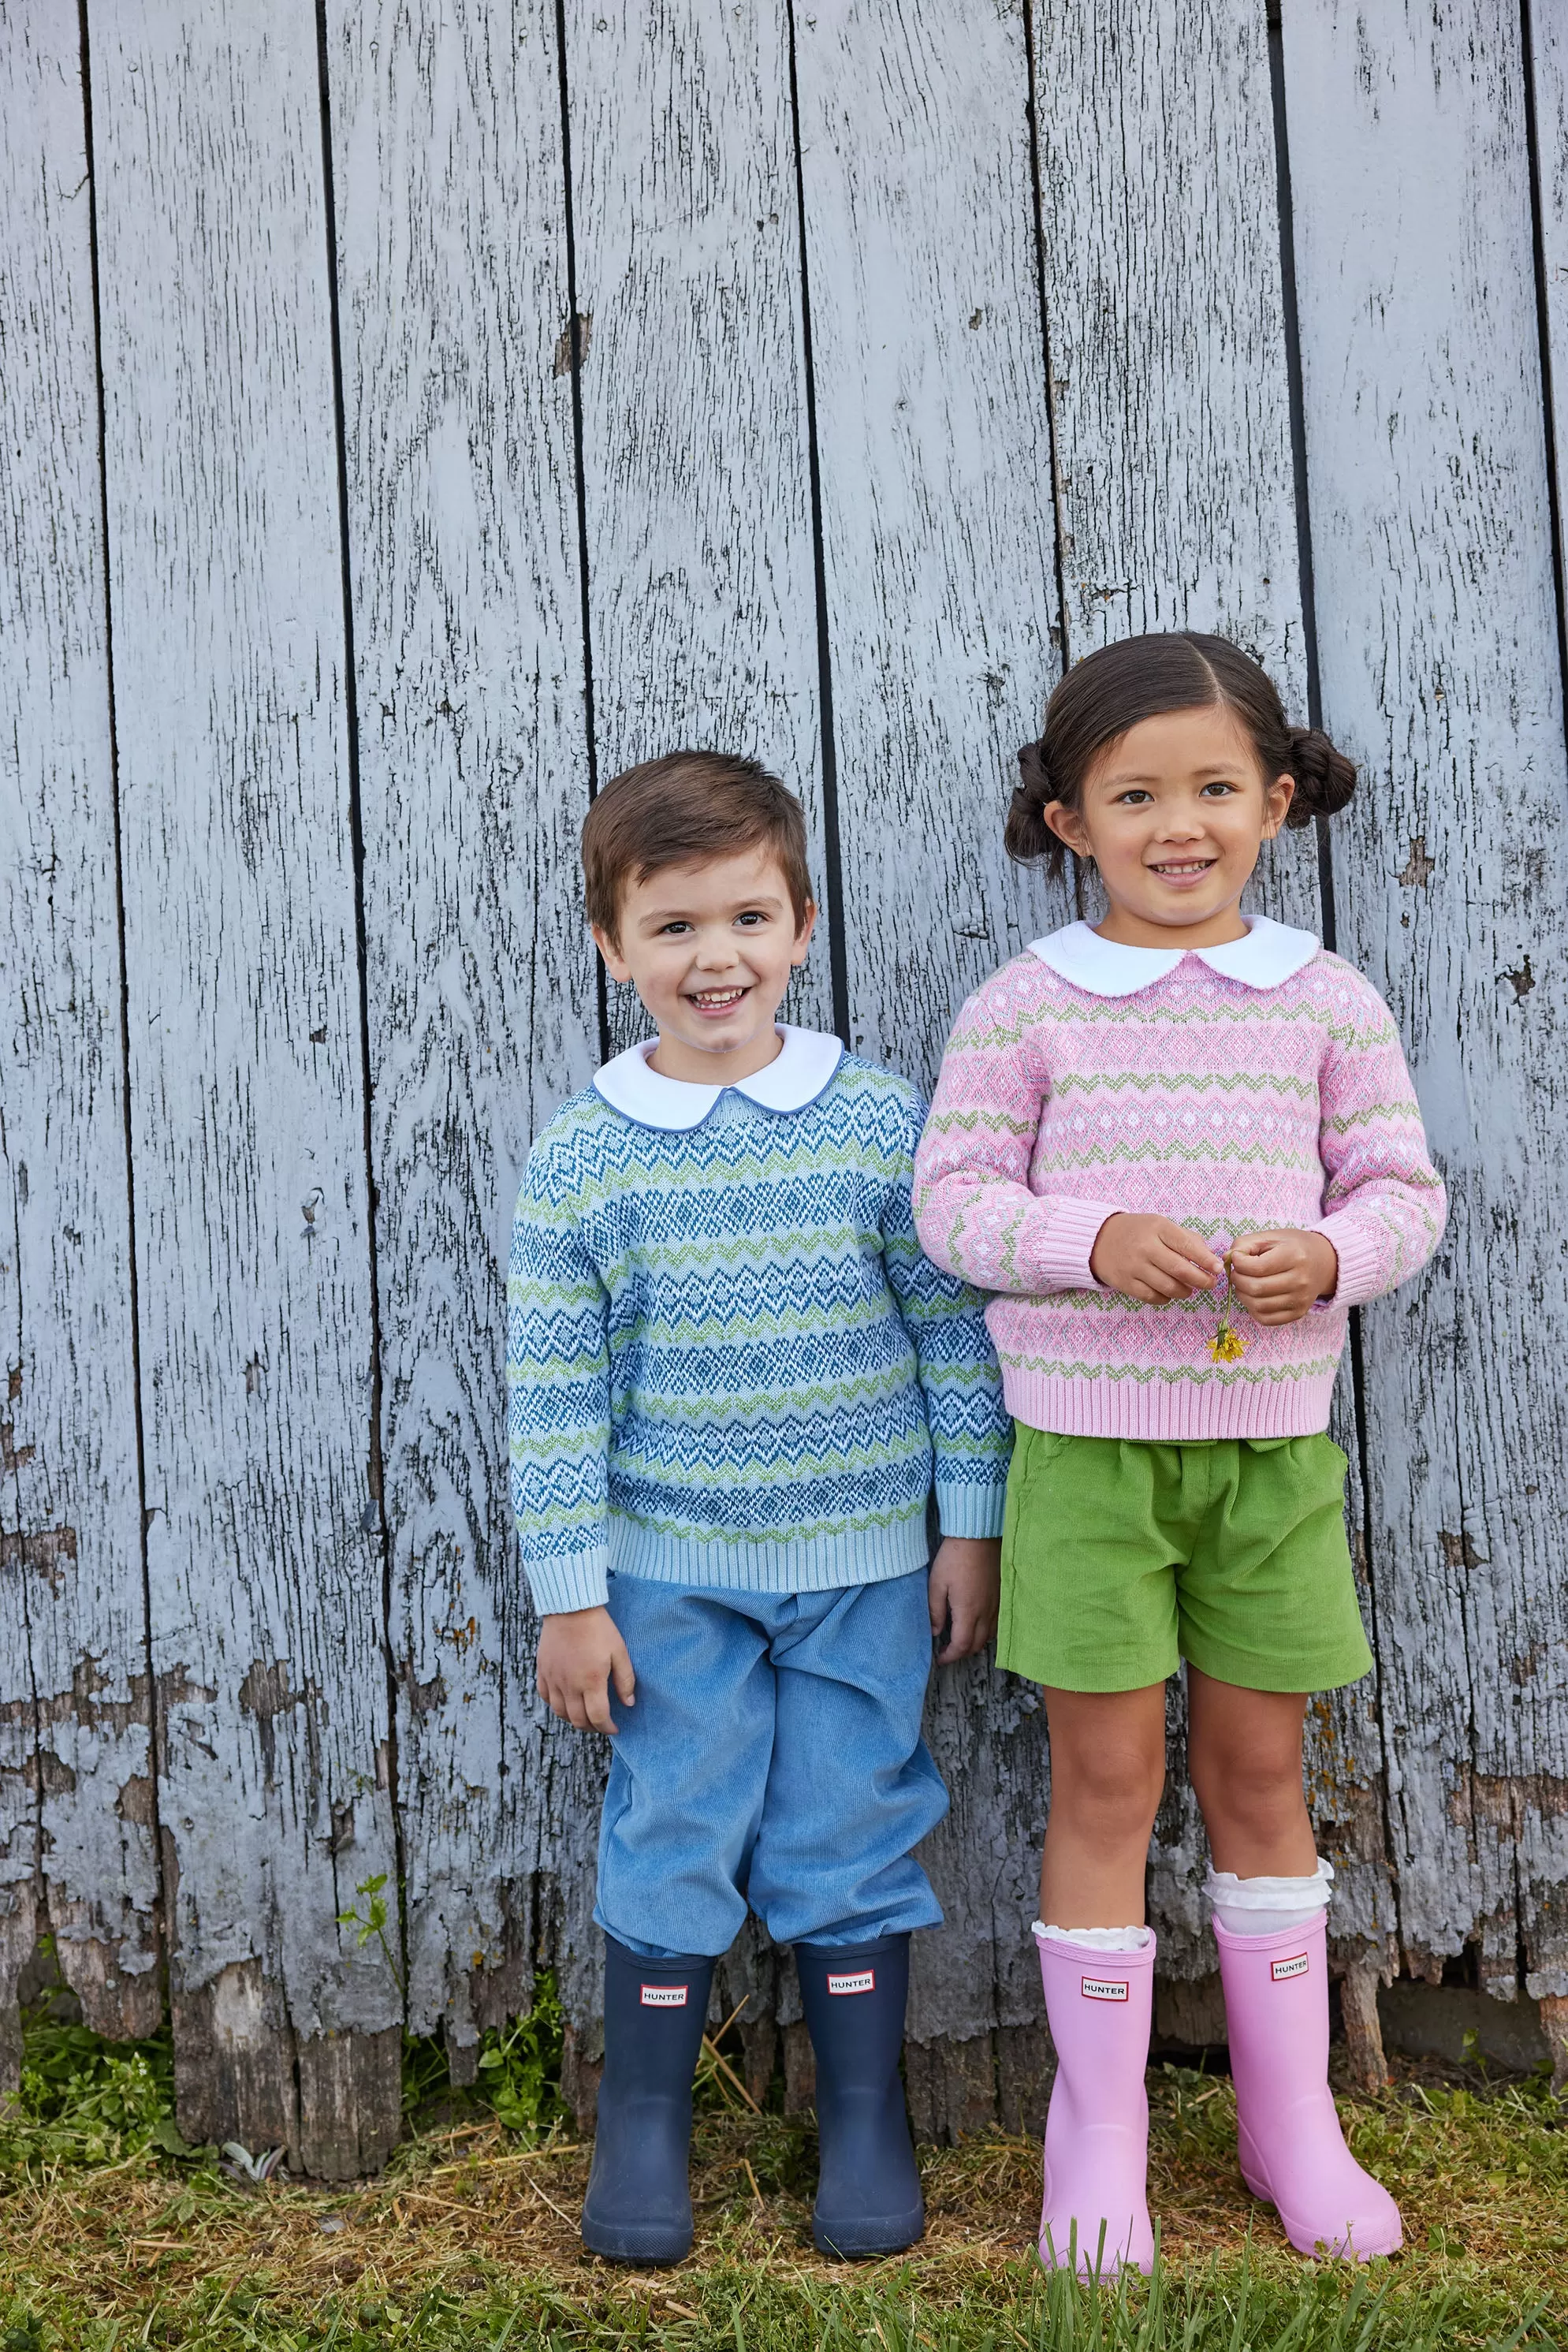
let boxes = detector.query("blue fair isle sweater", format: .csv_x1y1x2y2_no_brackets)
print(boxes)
507,1026,1012,1615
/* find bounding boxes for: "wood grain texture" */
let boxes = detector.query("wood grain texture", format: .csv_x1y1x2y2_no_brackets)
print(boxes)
795,0,1067,1089
1031,0,1318,934
88,0,400,2166
565,0,832,1058
0,0,160,2071
324,0,598,2060
792,0,1064,2099
1530,3,1568,628
1285,0,1568,2001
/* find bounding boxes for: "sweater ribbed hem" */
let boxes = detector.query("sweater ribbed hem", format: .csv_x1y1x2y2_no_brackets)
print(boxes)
1004,1367,1337,1441
1312,1212,1386,1309
937,1479,1009,1540
605,1508,931,1593
525,1543,612,1616
1023,1195,1119,1292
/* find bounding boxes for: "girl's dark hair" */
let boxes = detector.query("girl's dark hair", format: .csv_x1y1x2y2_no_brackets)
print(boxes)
1007,632,1357,878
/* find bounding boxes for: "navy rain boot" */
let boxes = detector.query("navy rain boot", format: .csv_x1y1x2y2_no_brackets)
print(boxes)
581,1936,715,2263
795,1933,925,2257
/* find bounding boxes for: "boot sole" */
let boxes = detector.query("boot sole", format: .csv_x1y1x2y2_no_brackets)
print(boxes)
582,2216,694,2264
1239,2172,1399,2262
813,2205,925,2259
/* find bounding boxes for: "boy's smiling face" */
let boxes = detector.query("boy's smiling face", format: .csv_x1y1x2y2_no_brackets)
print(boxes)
592,846,817,1085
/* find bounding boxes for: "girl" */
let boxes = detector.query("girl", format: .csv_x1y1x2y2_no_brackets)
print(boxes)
914,633,1444,2274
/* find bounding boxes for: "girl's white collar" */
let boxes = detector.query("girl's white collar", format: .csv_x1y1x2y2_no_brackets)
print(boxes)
592,1023,845,1131
1029,915,1320,999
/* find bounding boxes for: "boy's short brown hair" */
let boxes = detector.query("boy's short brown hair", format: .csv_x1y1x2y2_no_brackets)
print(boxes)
582,751,814,944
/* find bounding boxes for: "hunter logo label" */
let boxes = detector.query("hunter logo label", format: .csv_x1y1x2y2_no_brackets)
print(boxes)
1080,1976,1130,2002
1272,1953,1310,1983
639,1983,688,2008
826,1968,877,1996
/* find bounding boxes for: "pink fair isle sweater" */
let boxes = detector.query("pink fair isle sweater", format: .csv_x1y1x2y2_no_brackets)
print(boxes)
912,917,1445,1441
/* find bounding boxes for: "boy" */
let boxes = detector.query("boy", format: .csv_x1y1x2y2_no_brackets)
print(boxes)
508,751,1010,2262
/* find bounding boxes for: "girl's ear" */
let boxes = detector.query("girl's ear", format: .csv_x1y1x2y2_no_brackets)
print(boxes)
590,921,633,984
1260,772,1296,841
1042,799,1092,860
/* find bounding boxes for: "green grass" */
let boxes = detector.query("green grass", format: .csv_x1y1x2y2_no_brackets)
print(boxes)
0,1985,1562,2350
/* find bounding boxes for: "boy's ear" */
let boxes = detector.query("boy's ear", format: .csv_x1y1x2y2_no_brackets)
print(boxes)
590,921,632,984
791,899,818,966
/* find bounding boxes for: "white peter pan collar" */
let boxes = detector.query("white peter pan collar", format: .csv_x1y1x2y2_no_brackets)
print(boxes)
1028,915,1320,998
591,1024,845,1131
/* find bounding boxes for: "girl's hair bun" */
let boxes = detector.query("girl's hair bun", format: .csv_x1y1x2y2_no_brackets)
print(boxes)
1285,725,1358,821
1006,738,1058,865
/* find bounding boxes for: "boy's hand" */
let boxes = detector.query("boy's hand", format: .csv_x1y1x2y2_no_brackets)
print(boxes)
536,1605,635,1734
1089,1213,1223,1303
929,1537,1001,1664
1228,1228,1338,1325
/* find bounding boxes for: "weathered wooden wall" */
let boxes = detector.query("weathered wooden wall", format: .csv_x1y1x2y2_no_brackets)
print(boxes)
2,0,1566,2170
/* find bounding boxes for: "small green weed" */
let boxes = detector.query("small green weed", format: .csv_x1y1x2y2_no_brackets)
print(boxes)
0,2012,181,2174
475,1970,566,2136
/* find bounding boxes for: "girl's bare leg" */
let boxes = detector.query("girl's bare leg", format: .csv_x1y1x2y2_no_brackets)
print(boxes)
1038,1683,1168,1927
1186,1668,1317,1877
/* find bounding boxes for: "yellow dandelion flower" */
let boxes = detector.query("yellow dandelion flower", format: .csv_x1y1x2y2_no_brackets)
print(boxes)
1209,1248,1247,1362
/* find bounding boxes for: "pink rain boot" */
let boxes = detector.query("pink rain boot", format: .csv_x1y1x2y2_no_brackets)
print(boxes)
1034,1928,1156,2278
1214,1911,1401,2260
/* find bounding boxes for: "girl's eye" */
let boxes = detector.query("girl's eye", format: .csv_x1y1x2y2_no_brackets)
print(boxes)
1201,781,1238,798
1115,789,1153,806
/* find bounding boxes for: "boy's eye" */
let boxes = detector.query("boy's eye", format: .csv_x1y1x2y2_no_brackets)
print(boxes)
657,920,693,936
734,910,767,928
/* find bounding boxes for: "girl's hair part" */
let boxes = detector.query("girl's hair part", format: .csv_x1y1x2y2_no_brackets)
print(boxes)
1007,631,1358,879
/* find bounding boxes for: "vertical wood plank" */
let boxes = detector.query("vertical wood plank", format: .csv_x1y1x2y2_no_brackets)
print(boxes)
1032,0,1395,1980
324,0,599,2058
1529,4,1568,647
88,1,401,2169
0,0,159,2075
1285,0,1568,2001
795,0,1067,1090
792,0,1064,2094
566,0,832,1056
1032,2,1319,957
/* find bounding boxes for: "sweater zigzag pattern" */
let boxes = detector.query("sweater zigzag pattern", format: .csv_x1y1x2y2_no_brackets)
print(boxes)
913,948,1445,1441
508,1056,1011,1614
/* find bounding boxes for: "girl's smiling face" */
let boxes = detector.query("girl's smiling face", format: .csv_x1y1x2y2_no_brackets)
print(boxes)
1043,702,1296,949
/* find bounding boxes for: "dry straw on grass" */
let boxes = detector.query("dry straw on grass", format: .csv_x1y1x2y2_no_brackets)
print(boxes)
1,2055,1564,2346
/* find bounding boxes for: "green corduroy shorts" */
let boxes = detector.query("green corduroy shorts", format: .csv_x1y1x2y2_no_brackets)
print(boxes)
996,1425,1373,1694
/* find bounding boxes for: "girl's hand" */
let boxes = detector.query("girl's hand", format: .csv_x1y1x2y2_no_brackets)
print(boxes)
536,1605,635,1734
929,1537,1000,1663
1089,1213,1223,1303
1228,1229,1339,1324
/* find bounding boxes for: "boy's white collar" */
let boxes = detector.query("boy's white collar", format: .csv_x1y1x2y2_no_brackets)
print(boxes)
1028,915,1320,998
592,1023,845,1131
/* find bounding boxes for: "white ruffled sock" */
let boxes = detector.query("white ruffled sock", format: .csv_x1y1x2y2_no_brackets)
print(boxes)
1032,1919,1154,1954
1204,1857,1335,1936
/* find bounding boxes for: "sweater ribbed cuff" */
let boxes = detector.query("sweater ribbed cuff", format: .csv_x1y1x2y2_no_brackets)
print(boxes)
1311,1212,1387,1310
936,1478,1008,1541
526,1542,611,1616
1022,1195,1119,1292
